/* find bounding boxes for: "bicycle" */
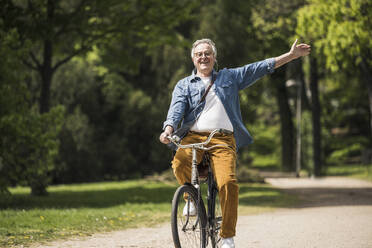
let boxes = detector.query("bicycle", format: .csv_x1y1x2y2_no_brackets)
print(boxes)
167,129,233,248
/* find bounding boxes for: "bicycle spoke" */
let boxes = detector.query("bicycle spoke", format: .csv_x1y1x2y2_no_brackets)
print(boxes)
171,185,206,248
209,190,222,248
177,202,201,247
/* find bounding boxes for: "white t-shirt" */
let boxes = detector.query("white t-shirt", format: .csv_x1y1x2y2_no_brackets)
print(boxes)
190,76,233,132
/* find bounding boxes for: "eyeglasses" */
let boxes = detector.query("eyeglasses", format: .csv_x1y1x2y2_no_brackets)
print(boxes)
194,51,213,59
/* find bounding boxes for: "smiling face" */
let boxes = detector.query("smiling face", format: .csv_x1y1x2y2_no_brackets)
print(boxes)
192,43,215,77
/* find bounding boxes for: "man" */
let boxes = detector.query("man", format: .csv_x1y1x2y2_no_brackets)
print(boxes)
159,38,310,248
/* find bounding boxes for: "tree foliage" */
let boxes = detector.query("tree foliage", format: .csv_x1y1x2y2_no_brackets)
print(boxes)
1,0,370,193
297,0,372,141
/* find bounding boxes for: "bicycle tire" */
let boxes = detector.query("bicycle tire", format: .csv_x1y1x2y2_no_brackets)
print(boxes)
171,184,207,248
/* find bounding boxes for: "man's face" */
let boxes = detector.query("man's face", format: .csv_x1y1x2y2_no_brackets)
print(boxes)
192,43,215,76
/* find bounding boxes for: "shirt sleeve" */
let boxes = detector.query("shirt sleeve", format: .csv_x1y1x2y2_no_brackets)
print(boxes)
229,58,276,91
163,81,188,130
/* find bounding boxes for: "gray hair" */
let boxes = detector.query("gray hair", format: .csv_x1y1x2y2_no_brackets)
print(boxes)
191,38,217,59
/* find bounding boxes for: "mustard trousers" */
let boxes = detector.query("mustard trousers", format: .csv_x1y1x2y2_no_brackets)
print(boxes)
172,131,239,238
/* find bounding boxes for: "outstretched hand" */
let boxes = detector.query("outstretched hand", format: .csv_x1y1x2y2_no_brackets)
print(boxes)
290,39,311,59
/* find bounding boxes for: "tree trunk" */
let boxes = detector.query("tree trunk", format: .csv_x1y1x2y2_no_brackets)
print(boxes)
309,57,322,176
273,68,295,171
39,39,53,114
31,0,54,196
360,58,372,142
294,59,304,177
39,0,54,114
30,181,49,196
366,79,372,142
31,39,53,195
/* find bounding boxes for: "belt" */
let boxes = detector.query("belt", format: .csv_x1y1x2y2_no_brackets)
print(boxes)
189,128,233,136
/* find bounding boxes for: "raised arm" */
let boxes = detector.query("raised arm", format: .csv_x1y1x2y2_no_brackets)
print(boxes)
274,39,311,69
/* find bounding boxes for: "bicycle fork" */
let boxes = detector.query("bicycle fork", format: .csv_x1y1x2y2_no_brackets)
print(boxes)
184,147,202,232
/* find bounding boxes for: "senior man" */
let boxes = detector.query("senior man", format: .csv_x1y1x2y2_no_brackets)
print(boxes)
159,38,310,248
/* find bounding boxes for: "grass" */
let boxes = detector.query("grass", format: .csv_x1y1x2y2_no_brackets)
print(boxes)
0,180,298,247
326,164,372,182
250,155,280,171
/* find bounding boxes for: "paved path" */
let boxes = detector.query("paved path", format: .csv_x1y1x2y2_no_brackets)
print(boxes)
38,177,372,248
235,177,372,248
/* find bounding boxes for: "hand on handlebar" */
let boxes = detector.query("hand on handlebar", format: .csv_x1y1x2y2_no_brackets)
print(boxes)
164,128,232,151
159,125,174,144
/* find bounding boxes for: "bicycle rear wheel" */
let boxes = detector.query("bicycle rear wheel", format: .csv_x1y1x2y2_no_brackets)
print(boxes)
171,184,207,248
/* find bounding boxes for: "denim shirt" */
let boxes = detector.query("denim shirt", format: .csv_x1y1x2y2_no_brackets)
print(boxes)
163,58,276,150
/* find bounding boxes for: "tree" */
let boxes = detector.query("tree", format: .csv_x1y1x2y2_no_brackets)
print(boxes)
297,0,372,174
309,56,322,175
297,0,372,141
1,0,200,192
0,28,64,194
251,0,307,171
2,0,128,113
48,0,200,182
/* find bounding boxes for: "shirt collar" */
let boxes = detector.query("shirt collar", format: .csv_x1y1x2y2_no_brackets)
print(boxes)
190,69,217,83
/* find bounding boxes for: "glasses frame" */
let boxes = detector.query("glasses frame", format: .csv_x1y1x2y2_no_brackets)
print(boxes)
193,50,214,59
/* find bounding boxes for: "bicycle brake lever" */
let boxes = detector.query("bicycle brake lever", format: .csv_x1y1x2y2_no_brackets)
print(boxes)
171,135,181,143
167,134,181,144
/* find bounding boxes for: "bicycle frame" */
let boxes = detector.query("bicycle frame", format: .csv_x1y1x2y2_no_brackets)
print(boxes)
168,128,232,247
168,128,231,189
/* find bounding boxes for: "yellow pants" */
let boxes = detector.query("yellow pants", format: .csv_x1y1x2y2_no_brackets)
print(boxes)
172,131,239,238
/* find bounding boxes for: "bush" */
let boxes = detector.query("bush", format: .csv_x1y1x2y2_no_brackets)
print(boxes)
327,143,364,165
0,105,65,194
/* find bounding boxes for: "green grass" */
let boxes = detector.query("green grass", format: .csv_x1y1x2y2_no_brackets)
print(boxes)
326,164,372,182
250,155,280,171
0,180,298,247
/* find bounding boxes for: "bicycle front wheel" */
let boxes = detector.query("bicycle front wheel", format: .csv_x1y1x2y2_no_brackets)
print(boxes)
171,184,207,248
210,188,222,248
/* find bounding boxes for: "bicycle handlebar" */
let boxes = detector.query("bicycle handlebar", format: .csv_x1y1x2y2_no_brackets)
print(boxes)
167,129,232,151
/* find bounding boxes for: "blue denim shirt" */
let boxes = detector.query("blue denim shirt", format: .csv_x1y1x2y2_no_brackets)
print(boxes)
163,58,276,150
